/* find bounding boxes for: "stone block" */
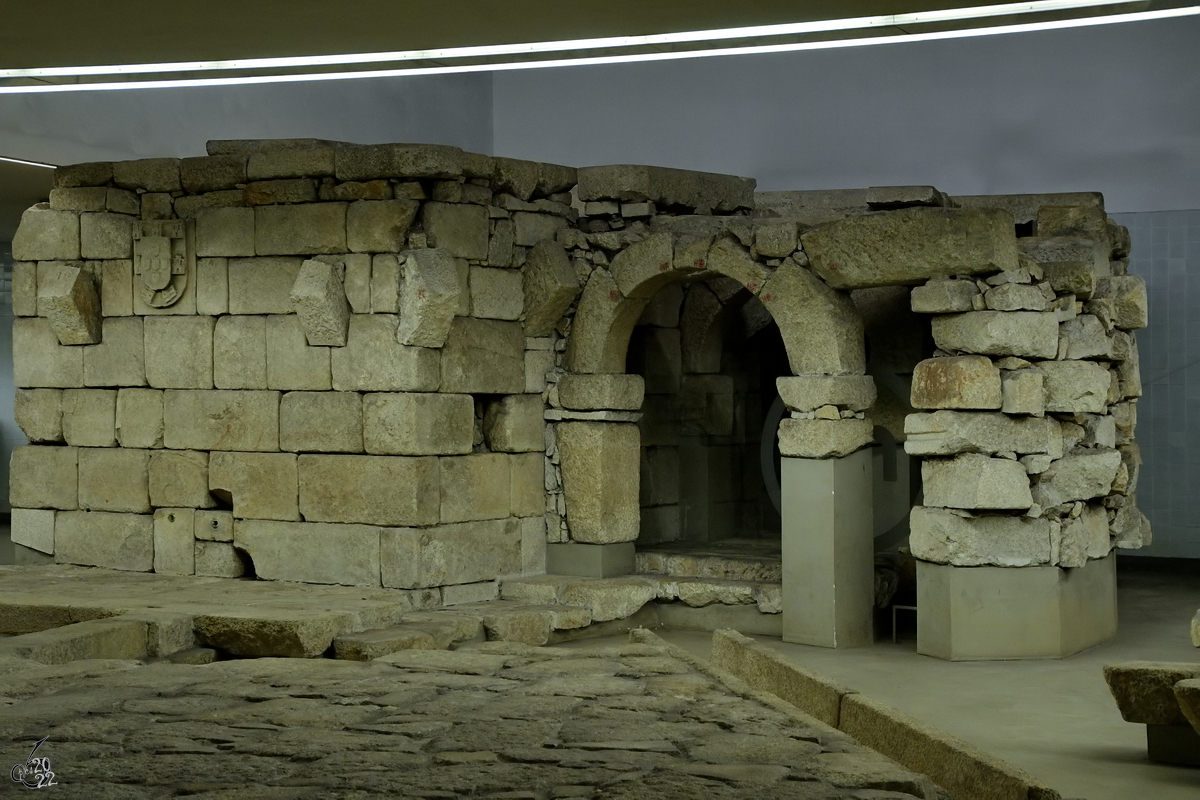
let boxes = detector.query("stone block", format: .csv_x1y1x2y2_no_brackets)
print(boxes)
195,509,234,542
558,373,645,411
759,262,866,376
100,258,134,316
208,451,298,521
280,391,364,453
777,418,874,458
470,266,524,320
1104,662,1200,726
11,507,56,554
12,260,37,316
149,450,215,509
290,258,350,346
440,453,512,523
640,446,680,507
395,249,461,347
196,541,247,578
1001,369,1044,416
331,314,440,391
154,508,196,575
112,387,163,449
488,217,515,267
511,452,543,519
931,311,1058,359
214,315,267,389
910,278,980,313
298,454,439,526
922,454,1032,510
484,395,544,453
10,445,77,510
228,256,304,314
163,390,280,451
83,317,145,386
564,268,649,374
1060,315,1111,360
180,154,247,193
54,161,113,188
265,314,331,390
525,349,556,394
362,392,473,455
144,316,214,389
13,318,84,388
679,375,734,436
558,422,639,543
440,317,524,394
12,206,80,261
234,519,381,586
61,388,117,448
78,447,150,513
984,283,1049,312
334,142,465,181
37,261,102,345
753,221,798,258
54,510,153,571
638,282,683,328
1055,503,1111,567
513,211,568,247
776,375,875,412
112,158,182,192
610,232,676,299
14,388,63,443
381,518,522,589
422,201,488,259
140,192,175,219
523,240,581,336
1094,275,1148,330
637,327,682,393
370,253,401,313
347,199,419,253
80,212,135,260
904,411,1062,458
576,164,753,211
244,178,318,205
1035,361,1111,414
1032,448,1122,507
334,627,438,660
196,206,255,257
322,179,394,202
174,190,246,218
333,253,371,313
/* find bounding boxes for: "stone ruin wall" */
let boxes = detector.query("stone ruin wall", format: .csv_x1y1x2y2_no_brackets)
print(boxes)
6,139,1149,603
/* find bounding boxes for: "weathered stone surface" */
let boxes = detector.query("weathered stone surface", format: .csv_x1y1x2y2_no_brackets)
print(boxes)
37,261,102,345
279,391,363,453
511,452,543,519
79,212,135,259
610,232,675,299
154,508,196,575
98,258,133,316
777,418,873,458
910,278,980,313
55,510,152,571
1034,361,1111,414
255,203,346,256
1104,662,1200,726
1174,679,1200,734
334,627,438,660
162,390,280,451
559,422,640,543
335,142,465,181
114,387,163,449
10,507,55,554
193,610,350,658
195,540,246,578
10,445,77,510
1055,503,1110,567
910,356,1001,410
931,312,1058,359
802,207,1017,289
1032,449,1122,507
144,316,215,389
148,450,214,508
195,509,233,542
14,388,63,443
984,283,1049,312
299,454,439,526
12,318,84,388
12,206,80,261
422,201,489,260
234,519,381,586
577,164,754,211
395,249,461,347
12,259,36,316
332,314,441,391
382,518,522,589
705,235,771,293
440,317,525,394
209,451,299,521
558,373,645,411
1059,315,1110,360
776,375,875,413
904,411,1062,458
753,221,799,258
764,262,867,376
82,317,145,387
564,268,648,373
1094,275,1148,330
1192,613,1200,648
213,314,267,390
484,395,545,453
440,453,512,523
347,199,419,253
513,211,568,247
181,153,247,192
61,387,117,447
245,146,334,180
910,507,1051,566
54,161,113,188
112,157,182,192
227,256,304,314
290,259,350,346
470,266,524,320
922,454,1032,510
1001,369,1045,416
1020,236,1106,298
78,447,150,513
265,314,331,390
362,392,473,455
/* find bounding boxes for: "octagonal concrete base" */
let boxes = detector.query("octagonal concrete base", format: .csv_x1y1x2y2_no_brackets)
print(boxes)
917,553,1117,661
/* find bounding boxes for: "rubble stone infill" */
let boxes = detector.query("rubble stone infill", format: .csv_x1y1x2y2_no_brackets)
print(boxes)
0,635,946,799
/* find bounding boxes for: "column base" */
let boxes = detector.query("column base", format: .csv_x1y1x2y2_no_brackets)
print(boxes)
546,542,635,578
917,553,1117,661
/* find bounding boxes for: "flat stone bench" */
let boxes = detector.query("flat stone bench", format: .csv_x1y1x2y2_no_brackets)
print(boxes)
1103,660,1200,765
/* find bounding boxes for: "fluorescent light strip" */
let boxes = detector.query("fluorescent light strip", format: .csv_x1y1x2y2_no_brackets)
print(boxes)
0,0,1140,78
0,155,56,168
1,5,1196,95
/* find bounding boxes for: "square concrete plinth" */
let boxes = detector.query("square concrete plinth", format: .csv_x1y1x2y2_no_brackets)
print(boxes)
917,553,1117,661
546,542,635,577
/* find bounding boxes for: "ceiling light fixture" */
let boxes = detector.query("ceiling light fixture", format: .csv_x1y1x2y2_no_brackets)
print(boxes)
0,4,1195,94
0,155,56,168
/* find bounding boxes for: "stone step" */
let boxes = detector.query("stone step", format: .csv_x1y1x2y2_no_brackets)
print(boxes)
635,543,782,583
405,600,593,647
0,617,149,664
333,617,478,660
500,573,782,618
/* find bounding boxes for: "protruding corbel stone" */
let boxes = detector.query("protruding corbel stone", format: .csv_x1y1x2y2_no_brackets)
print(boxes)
37,261,102,345
291,259,351,346
395,248,461,348
522,240,580,337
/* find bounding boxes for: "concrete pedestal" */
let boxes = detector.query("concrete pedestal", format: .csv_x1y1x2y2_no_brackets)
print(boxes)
917,553,1117,661
781,449,874,648
546,542,635,577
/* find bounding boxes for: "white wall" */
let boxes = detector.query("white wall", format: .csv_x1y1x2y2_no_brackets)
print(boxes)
492,16,1200,214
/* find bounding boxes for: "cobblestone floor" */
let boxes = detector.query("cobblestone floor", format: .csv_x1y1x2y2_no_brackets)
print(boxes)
1,636,946,799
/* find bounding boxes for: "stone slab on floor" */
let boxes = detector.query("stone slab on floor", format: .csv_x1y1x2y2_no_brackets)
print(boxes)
0,634,947,799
